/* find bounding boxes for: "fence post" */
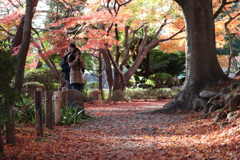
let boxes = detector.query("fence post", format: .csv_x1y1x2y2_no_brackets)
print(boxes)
54,91,61,124
45,91,53,130
35,88,43,136
61,87,68,109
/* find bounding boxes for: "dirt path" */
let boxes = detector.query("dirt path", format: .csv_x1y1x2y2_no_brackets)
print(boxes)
2,100,240,159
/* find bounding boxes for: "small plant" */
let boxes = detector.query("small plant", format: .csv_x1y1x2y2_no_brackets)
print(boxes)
15,94,46,125
60,107,94,126
15,105,35,125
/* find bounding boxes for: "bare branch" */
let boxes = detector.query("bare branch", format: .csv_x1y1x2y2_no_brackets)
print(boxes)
214,0,239,19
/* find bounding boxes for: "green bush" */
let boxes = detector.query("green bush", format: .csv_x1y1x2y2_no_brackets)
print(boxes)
149,88,177,100
126,88,178,100
86,81,99,89
146,72,173,88
24,68,60,91
125,88,147,100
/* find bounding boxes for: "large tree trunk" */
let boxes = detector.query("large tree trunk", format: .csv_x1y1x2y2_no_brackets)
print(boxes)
7,0,39,145
148,0,228,114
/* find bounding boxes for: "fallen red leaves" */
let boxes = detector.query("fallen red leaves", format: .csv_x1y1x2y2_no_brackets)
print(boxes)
1,99,240,159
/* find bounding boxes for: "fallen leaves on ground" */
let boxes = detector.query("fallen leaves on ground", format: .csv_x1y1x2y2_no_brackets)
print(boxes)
1,99,240,160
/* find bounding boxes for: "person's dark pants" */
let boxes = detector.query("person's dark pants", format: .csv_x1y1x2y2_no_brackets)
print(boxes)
66,80,71,89
71,83,84,92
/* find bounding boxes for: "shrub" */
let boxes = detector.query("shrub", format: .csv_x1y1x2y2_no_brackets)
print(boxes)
126,88,147,100
126,88,178,100
24,68,60,91
149,88,176,100
111,90,126,103
23,82,45,98
87,89,101,103
146,72,173,88
86,81,99,89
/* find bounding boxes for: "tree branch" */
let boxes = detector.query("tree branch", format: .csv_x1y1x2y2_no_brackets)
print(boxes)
213,0,239,19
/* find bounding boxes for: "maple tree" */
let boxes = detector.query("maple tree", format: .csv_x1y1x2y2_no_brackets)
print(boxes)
42,0,185,98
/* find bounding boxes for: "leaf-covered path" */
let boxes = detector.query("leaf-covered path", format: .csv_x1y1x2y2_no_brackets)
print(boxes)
1,100,240,159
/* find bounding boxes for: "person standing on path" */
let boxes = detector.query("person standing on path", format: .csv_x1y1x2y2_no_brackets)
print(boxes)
61,43,76,89
68,48,85,92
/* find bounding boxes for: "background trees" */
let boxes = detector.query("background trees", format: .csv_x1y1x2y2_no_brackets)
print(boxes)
0,0,239,112
0,0,239,153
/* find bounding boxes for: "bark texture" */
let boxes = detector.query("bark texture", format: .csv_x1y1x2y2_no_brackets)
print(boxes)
145,0,228,114
7,0,39,145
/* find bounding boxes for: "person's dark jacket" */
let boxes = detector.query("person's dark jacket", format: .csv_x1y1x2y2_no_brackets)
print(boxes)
61,52,71,81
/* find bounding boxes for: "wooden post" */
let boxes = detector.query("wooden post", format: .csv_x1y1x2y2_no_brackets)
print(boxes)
45,91,53,130
54,91,61,124
35,88,43,136
98,90,102,106
61,87,68,109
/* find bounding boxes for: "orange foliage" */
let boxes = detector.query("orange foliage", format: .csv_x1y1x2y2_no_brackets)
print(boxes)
217,55,229,69
160,39,185,53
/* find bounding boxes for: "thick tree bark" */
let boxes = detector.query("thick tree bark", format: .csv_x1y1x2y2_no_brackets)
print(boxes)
7,0,39,145
148,0,228,114
14,0,39,93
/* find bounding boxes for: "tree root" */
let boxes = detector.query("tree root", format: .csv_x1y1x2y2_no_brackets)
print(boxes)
204,102,222,118
213,94,240,124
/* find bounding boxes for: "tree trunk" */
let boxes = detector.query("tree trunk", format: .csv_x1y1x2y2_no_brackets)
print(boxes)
149,0,228,113
98,53,104,99
0,129,4,154
100,49,113,97
14,0,37,93
7,0,39,144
